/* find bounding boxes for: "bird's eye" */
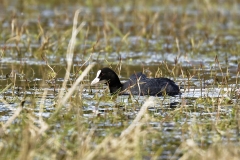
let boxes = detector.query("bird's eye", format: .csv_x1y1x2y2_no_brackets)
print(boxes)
99,73,103,78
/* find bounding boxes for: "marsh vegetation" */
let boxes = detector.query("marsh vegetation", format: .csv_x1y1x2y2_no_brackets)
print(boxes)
0,0,240,159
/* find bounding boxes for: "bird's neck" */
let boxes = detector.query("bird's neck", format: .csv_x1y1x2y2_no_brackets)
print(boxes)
108,80,122,94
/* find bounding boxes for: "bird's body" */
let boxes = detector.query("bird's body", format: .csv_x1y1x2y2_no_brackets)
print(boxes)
91,67,180,96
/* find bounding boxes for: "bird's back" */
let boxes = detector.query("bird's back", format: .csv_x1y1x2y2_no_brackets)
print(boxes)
122,72,180,96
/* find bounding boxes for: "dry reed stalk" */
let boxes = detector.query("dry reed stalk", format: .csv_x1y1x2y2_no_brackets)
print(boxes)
1,107,22,132
57,9,86,108
60,63,95,105
83,97,155,160
121,96,155,137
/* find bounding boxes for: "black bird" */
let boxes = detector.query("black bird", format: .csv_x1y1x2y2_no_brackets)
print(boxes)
91,67,180,96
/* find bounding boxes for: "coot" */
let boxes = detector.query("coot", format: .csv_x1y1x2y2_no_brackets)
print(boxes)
91,67,180,96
